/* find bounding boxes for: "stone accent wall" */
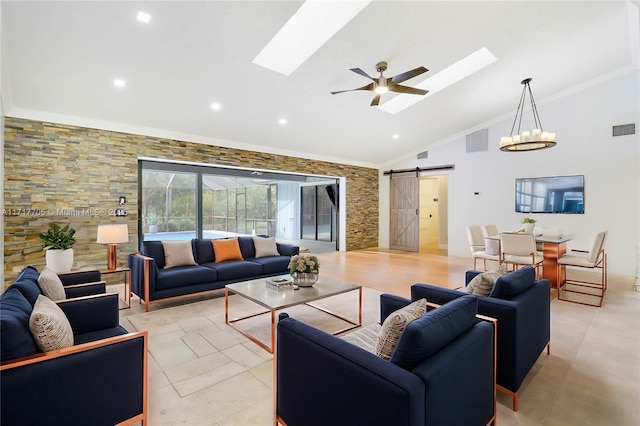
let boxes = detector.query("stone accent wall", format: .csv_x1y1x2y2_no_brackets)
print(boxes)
3,117,379,285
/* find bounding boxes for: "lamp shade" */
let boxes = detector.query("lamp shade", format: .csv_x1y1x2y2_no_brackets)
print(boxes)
96,224,129,244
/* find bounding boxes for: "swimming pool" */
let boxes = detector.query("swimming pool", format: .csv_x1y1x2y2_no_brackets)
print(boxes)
143,230,246,241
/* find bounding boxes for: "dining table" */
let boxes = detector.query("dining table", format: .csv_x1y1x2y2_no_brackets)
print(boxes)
484,233,573,288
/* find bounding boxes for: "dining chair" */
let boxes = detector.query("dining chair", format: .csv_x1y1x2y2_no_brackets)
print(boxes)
500,232,543,277
466,226,500,271
557,230,607,307
482,225,499,238
481,225,500,256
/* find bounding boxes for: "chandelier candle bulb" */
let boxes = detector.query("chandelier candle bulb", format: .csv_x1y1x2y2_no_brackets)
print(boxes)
532,129,541,139
549,132,556,142
512,134,521,143
522,131,530,142
541,132,549,141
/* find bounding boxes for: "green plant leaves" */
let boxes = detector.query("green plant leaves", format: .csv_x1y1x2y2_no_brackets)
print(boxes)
39,223,76,250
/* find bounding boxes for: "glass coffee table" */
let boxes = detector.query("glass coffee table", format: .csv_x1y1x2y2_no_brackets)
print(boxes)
225,276,362,353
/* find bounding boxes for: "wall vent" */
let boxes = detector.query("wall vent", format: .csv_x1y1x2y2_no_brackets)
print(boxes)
466,129,488,153
417,150,429,159
612,123,635,137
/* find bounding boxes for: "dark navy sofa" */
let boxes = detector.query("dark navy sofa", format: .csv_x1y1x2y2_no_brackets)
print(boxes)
0,266,148,425
276,294,496,426
410,266,550,411
128,236,299,311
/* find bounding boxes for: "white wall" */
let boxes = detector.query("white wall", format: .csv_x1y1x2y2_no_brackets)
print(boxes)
379,70,640,277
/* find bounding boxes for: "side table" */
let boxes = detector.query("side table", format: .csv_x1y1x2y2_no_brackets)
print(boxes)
101,267,131,309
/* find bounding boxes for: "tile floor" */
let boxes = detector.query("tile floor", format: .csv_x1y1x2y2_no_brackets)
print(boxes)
118,255,640,426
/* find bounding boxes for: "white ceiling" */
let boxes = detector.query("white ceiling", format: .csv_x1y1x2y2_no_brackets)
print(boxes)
2,1,637,168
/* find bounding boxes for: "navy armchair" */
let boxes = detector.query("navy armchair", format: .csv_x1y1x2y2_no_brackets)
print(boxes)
57,269,106,298
1,267,148,425
411,266,550,411
276,294,496,426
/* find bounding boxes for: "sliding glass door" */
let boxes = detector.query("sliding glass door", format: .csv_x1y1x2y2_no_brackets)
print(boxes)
139,160,338,249
300,184,336,243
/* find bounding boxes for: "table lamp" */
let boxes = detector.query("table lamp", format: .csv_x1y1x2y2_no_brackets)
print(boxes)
96,224,129,270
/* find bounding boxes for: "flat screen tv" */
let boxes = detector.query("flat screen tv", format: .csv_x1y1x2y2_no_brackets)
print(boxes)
515,175,584,214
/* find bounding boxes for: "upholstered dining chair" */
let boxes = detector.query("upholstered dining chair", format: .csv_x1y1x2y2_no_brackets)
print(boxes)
466,226,499,271
500,232,543,277
482,225,499,238
481,225,500,256
557,230,607,307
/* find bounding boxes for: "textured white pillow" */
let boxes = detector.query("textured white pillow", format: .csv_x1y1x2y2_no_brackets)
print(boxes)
462,264,507,297
162,240,197,269
37,267,66,301
375,298,427,360
29,295,74,352
253,236,280,258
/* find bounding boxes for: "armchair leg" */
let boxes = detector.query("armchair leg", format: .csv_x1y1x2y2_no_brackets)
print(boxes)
497,385,518,411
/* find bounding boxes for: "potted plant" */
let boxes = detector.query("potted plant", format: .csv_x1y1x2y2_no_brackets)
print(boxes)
148,215,159,234
288,254,320,287
39,223,76,272
521,217,537,233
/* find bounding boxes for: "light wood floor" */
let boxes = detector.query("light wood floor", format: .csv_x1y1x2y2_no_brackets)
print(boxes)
316,248,473,298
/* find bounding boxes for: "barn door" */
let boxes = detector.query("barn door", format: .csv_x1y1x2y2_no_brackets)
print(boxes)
390,172,419,251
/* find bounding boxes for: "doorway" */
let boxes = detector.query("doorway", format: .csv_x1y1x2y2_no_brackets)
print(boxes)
300,182,338,248
419,175,448,255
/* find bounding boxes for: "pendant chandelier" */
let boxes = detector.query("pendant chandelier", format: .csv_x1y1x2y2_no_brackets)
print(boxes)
500,78,556,152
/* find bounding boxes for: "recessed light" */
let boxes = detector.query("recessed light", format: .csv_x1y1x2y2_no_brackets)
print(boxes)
113,79,126,88
210,102,221,110
278,118,287,126
392,134,400,140
137,11,151,24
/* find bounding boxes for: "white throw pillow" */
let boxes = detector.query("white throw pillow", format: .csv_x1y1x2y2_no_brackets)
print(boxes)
253,236,280,258
375,298,427,360
29,294,74,352
162,240,197,269
37,267,66,301
462,264,507,297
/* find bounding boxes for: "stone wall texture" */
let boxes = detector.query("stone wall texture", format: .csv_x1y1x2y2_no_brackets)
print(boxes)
3,117,379,286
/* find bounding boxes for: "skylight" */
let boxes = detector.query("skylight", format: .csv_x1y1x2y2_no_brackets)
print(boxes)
253,0,371,76
379,47,497,115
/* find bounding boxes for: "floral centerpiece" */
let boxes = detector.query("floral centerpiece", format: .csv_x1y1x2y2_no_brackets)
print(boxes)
288,254,320,287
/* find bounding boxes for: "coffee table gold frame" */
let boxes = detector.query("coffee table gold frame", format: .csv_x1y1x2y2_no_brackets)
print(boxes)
225,278,362,354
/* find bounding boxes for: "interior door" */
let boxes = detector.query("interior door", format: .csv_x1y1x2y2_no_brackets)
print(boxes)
419,177,439,249
390,173,419,251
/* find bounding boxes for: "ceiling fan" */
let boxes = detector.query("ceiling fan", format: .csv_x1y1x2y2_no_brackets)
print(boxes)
331,61,429,106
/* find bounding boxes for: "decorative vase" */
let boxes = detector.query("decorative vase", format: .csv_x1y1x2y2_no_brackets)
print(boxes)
45,248,74,272
523,223,535,233
291,272,319,287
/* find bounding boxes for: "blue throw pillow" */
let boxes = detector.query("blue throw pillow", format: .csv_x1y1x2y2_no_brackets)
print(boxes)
490,266,535,300
390,295,478,370
0,288,39,361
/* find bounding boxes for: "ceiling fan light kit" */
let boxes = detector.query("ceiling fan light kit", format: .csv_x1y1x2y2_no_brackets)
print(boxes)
331,61,429,106
500,78,556,152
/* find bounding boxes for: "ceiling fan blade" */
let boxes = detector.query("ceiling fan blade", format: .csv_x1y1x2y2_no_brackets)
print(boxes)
330,83,374,95
350,67,375,80
389,84,428,96
391,66,428,84
370,94,381,106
